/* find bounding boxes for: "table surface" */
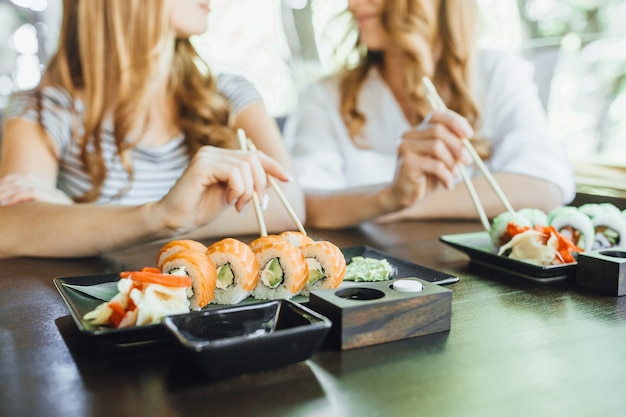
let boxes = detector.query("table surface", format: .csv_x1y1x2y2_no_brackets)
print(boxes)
2,220,625,417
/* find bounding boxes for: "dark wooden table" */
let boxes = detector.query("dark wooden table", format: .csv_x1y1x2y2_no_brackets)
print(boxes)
2,220,625,417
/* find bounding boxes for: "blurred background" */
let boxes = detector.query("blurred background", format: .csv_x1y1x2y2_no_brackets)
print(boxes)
1,0,625,194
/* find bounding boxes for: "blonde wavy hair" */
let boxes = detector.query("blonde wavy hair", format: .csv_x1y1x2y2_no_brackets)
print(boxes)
337,0,490,158
37,0,235,202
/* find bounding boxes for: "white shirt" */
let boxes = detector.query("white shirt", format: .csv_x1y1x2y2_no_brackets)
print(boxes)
284,49,576,204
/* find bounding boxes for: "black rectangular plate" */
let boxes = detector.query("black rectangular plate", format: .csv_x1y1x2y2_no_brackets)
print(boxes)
440,232,577,281
54,245,459,347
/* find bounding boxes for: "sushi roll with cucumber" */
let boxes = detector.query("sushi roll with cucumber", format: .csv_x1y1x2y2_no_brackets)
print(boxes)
591,212,626,250
160,248,217,310
205,238,260,305
578,203,621,219
547,206,579,224
549,209,594,250
517,208,548,227
489,211,533,248
156,239,208,270
278,231,314,247
252,236,308,300
298,240,346,296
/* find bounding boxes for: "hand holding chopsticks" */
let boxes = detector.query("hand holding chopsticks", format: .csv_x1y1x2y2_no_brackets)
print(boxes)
237,129,268,237
421,77,515,231
236,128,307,237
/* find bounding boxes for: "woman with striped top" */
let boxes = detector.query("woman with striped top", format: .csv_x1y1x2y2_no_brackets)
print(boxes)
0,0,304,258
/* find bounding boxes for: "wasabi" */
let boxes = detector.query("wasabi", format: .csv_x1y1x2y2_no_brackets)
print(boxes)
344,256,395,282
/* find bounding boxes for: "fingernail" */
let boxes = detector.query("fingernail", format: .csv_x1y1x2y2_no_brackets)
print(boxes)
462,149,472,164
463,123,474,138
261,193,270,210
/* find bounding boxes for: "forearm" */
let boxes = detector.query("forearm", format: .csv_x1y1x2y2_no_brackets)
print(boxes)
382,174,563,221
303,184,397,229
0,202,170,259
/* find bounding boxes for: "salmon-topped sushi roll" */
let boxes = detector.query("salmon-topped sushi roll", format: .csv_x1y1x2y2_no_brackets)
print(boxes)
156,239,207,269
299,240,346,296
249,234,283,252
206,238,260,305
279,231,314,247
160,248,216,310
252,237,308,300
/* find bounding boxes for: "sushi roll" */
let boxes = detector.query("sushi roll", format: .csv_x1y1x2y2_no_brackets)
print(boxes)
279,231,314,247
205,238,260,305
160,248,217,310
156,239,207,269
578,203,621,219
489,212,533,248
517,208,548,227
591,212,626,250
549,209,594,250
298,240,346,296
546,206,579,224
249,234,283,252
252,236,308,300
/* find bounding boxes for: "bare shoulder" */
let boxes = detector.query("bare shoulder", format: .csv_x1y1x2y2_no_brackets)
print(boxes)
0,117,60,177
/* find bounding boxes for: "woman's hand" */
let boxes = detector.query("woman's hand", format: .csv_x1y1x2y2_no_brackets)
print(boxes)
386,109,474,210
0,173,74,206
153,146,291,234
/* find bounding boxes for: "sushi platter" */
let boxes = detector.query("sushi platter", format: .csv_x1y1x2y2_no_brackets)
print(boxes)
440,232,578,281
54,245,459,348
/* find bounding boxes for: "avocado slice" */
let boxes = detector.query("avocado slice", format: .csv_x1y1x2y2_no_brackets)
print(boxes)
261,258,284,288
306,258,324,284
216,264,234,289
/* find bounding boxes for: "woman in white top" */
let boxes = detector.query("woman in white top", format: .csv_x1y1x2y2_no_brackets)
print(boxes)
0,0,304,258
284,0,574,229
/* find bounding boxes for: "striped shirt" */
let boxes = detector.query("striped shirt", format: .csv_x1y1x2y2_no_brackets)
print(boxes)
4,73,261,205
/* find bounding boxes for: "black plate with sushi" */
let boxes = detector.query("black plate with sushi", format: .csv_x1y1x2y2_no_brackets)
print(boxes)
54,272,286,348
54,246,458,348
54,273,175,347
440,232,578,281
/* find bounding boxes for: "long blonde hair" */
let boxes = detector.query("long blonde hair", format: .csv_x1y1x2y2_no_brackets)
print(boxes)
39,0,235,202
338,0,489,158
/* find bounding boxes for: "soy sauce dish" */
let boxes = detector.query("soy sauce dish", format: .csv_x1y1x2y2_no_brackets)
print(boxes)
162,299,331,380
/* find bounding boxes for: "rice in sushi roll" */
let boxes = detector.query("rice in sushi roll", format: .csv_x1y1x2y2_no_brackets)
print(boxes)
591,212,626,250
298,240,346,296
160,248,216,310
549,209,594,250
252,236,308,300
546,206,579,224
517,208,548,227
578,203,621,219
205,238,260,305
489,212,533,248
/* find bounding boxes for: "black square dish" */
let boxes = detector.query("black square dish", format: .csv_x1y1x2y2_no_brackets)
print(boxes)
162,299,331,380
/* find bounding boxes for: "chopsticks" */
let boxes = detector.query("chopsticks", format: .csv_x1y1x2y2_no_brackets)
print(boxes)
421,77,515,231
237,129,268,236
236,128,307,236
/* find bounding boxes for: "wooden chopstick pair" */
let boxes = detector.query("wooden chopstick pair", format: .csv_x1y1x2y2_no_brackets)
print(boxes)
421,77,515,231
236,128,307,237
